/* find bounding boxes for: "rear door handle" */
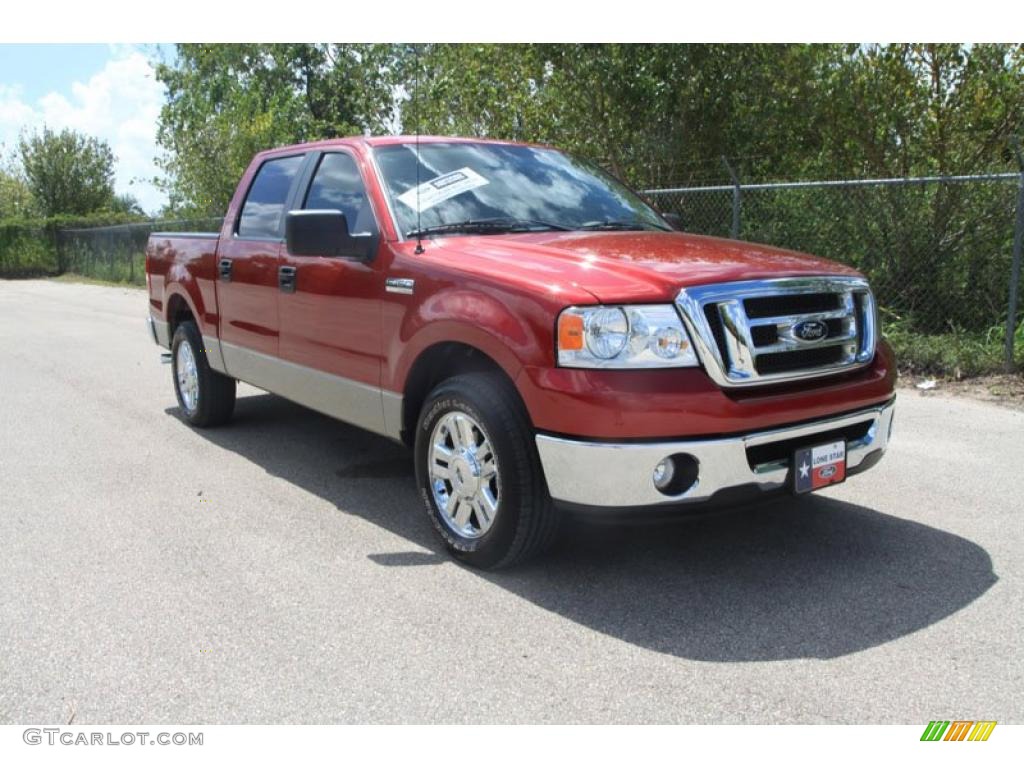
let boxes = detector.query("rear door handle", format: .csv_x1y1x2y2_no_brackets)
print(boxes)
218,258,232,282
278,265,297,293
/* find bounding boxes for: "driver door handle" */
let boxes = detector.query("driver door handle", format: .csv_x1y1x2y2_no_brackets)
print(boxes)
278,265,297,293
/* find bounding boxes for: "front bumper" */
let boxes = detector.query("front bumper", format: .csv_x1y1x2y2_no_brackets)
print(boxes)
535,397,895,509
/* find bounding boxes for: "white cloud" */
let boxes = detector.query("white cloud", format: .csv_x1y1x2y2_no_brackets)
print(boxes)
0,49,167,214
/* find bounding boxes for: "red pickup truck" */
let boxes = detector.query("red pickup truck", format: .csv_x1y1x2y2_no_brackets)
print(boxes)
146,136,896,568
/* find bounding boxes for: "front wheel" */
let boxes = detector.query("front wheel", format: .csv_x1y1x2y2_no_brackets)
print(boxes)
414,372,560,569
171,321,236,427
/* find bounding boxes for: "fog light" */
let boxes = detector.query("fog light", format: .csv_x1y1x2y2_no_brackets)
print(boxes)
653,458,675,490
653,453,700,496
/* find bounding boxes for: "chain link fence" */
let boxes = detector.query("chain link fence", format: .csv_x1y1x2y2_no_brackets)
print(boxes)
53,219,223,283
644,171,1024,373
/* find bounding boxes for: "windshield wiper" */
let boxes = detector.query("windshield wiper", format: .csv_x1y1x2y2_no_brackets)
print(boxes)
577,220,667,232
407,217,571,239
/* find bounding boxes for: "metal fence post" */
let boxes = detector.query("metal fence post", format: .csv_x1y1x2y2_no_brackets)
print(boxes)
722,156,741,239
1006,139,1024,373
48,224,62,275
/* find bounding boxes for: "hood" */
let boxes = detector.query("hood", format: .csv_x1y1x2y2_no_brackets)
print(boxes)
432,230,861,303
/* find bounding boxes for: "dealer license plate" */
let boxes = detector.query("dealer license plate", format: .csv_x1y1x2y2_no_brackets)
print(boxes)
793,440,847,494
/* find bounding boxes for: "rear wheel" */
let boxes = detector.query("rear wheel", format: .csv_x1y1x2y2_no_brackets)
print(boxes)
414,372,560,569
171,321,236,427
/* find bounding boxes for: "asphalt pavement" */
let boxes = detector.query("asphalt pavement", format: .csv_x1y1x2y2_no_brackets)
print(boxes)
1,278,1021,724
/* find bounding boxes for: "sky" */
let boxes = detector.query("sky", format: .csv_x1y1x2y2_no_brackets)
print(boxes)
0,44,172,214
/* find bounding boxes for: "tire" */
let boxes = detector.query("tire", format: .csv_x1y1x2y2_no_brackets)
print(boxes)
171,320,236,428
414,372,560,569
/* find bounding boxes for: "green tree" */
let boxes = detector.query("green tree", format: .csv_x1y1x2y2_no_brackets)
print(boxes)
0,153,35,218
109,192,145,216
155,44,402,215
154,44,1024,203
402,44,847,187
812,44,1024,178
18,128,116,216
403,44,1023,186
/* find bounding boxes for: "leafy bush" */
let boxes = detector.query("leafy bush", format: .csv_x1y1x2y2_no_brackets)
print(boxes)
883,313,1023,378
0,221,55,276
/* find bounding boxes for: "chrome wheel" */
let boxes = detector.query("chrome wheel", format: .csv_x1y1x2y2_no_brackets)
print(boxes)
428,410,500,539
175,340,199,414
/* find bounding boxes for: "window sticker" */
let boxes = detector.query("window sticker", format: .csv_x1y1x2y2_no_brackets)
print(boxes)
396,167,490,212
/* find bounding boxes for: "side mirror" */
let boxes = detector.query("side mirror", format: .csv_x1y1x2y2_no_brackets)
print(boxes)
661,212,684,231
285,210,376,260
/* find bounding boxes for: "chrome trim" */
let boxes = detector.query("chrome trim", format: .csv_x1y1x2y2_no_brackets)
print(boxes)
675,276,877,388
750,308,852,327
148,314,171,349
218,341,403,441
385,277,415,295
536,398,895,508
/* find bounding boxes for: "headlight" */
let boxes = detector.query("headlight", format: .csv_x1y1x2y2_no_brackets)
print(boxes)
557,304,700,368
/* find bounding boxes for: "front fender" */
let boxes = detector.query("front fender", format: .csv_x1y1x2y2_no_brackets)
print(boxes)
385,286,554,392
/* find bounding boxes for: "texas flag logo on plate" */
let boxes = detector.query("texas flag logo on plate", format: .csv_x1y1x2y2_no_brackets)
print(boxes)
793,440,847,494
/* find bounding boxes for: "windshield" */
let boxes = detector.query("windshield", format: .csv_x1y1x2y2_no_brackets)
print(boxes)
373,142,669,238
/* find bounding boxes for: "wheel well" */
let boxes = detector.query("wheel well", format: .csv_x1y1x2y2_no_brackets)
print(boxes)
166,294,195,338
401,343,524,446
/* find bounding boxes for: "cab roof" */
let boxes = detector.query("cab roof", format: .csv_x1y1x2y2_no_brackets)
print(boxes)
257,135,552,158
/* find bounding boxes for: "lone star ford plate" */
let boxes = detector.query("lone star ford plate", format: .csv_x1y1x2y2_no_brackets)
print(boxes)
793,440,847,494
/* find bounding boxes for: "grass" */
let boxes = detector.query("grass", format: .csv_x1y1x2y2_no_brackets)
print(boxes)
50,273,146,290
884,318,1023,378
61,251,146,286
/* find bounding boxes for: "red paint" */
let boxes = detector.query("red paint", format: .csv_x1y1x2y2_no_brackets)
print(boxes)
145,234,218,338
278,245,384,386
147,137,897,441
516,341,896,439
214,239,282,356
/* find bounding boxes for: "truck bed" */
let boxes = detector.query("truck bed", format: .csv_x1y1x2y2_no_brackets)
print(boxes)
145,232,221,348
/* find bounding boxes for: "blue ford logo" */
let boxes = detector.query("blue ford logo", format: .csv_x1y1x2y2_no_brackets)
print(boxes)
793,320,828,342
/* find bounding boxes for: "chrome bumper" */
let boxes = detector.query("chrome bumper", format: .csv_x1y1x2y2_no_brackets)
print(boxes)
535,398,895,509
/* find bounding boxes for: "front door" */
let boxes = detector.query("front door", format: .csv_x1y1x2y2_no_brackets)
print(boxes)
277,150,387,434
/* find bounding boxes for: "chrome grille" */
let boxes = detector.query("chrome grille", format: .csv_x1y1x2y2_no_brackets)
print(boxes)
675,277,878,387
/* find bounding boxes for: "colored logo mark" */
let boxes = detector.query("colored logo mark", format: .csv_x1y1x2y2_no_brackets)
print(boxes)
920,720,997,741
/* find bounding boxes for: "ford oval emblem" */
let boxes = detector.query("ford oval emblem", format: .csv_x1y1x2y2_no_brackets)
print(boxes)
793,320,829,342
819,464,837,479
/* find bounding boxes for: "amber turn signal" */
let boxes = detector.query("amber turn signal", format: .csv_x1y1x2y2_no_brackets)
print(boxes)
558,313,585,351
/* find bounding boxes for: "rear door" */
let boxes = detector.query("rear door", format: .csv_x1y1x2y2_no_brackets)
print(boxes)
216,153,306,378
276,149,388,434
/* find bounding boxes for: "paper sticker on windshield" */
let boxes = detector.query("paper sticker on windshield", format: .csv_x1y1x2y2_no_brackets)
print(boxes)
396,167,489,212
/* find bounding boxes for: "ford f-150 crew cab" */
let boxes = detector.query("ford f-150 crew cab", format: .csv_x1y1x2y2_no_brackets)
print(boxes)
146,136,896,569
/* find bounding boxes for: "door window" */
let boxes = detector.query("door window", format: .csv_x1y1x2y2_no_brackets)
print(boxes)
304,153,375,235
237,155,305,239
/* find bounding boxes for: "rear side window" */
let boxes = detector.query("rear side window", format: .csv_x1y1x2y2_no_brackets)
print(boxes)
303,153,375,235
238,155,304,239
